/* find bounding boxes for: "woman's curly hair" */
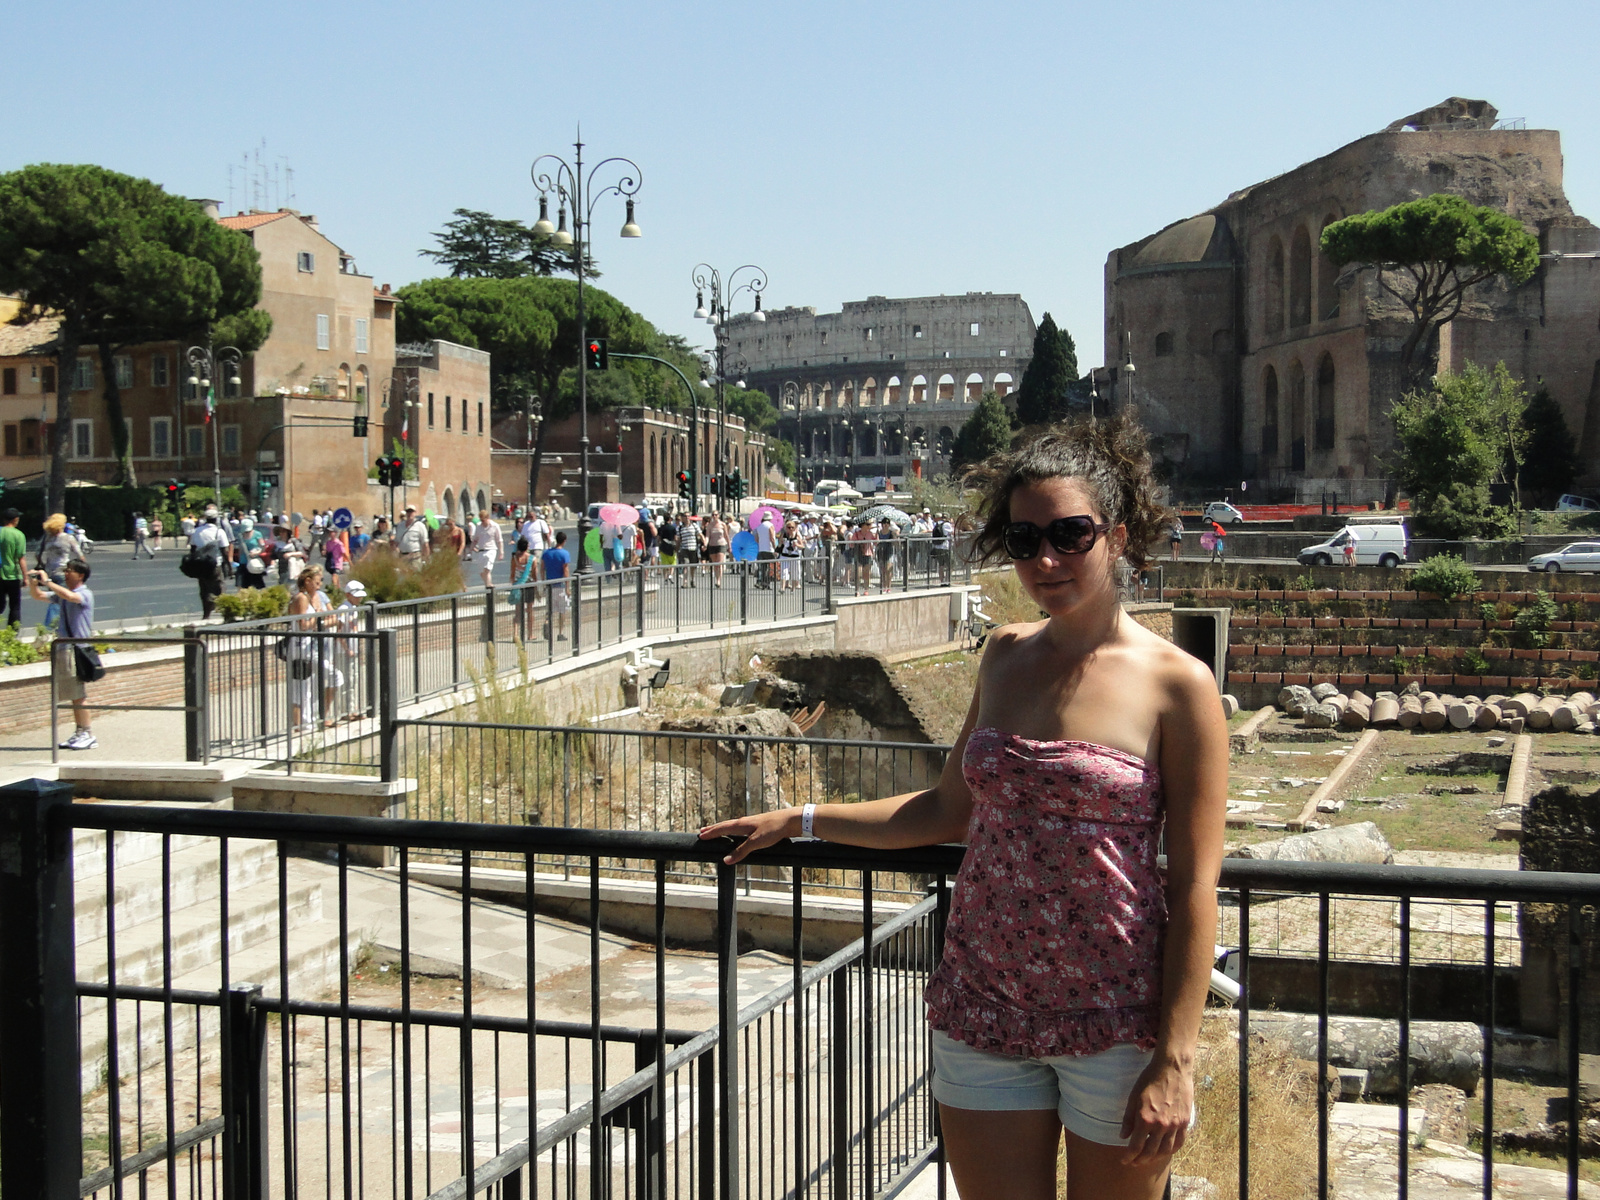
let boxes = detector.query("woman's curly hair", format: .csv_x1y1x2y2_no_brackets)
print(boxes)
963,415,1173,569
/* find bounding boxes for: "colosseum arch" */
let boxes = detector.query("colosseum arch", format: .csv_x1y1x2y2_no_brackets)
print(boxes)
910,375,927,404
862,377,877,405
965,372,985,402
937,426,955,455
1261,366,1280,459
938,374,956,402
839,382,854,409
1287,358,1307,470
1314,354,1336,451
993,372,1014,397
1289,226,1313,328
1266,237,1286,336
887,376,902,404
1317,214,1341,321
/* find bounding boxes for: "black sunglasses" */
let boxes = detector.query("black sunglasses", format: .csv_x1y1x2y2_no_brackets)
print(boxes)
1003,515,1112,560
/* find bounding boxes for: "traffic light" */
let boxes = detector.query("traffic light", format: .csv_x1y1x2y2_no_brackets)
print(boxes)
165,480,181,502
706,474,719,497
257,476,271,502
676,470,692,500
353,416,368,438
0,476,6,499
585,338,608,371
388,455,404,485
729,470,745,501
374,457,389,486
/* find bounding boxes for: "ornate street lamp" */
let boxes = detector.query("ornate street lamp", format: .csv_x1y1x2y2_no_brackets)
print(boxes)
532,133,643,568
692,263,767,509
185,341,242,507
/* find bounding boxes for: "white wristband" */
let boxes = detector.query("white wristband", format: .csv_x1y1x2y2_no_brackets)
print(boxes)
801,803,817,839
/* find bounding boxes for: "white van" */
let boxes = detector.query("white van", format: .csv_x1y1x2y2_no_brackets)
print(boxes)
1297,523,1408,569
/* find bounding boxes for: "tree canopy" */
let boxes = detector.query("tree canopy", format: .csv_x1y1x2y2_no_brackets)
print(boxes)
420,208,594,279
951,391,1015,472
0,164,267,501
1013,312,1079,426
1517,387,1581,503
1321,194,1540,380
1390,360,1527,538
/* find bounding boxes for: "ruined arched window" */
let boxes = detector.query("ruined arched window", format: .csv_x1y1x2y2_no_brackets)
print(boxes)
937,374,956,402
1317,214,1341,321
1315,354,1336,451
910,375,927,403
1289,226,1312,328
1287,358,1307,470
1154,332,1175,357
965,372,984,401
1261,367,1279,458
886,376,902,404
1266,237,1285,336
862,378,877,405
993,372,1014,397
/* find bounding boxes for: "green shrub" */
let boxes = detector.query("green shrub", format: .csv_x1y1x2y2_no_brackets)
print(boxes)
1412,553,1479,600
215,585,292,623
1514,591,1559,649
343,545,464,603
1462,648,1492,676
0,623,42,666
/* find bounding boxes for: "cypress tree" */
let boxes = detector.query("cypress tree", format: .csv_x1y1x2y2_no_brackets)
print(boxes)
1013,312,1079,426
952,392,1015,471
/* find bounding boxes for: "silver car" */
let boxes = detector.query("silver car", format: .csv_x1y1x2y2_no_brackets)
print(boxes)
1527,542,1600,572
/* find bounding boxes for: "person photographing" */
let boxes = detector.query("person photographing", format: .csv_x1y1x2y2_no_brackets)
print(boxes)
28,558,98,750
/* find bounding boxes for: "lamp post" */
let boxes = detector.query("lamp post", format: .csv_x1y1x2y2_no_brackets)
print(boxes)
531,134,642,569
186,341,241,508
692,263,767,511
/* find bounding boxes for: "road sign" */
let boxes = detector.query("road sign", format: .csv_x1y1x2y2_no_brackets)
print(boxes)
330,507,354,531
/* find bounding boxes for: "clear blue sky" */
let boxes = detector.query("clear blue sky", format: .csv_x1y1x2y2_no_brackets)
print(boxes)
9,0,1599,370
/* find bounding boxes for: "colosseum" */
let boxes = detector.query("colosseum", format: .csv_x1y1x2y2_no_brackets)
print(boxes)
1102,98,1600,498
733,293,1036,489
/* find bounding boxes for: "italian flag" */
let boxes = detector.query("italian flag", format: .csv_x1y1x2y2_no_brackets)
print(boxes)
205,383,215,424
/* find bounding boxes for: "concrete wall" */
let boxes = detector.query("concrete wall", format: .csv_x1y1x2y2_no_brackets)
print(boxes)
831,589,959,656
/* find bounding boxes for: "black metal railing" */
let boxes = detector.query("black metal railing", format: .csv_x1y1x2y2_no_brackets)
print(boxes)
4,779,1600,1199
188,547,982,772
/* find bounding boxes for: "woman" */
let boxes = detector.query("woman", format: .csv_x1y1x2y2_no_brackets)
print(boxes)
287,565,342,732
849,519,876,595
875,516,899,594
37,513,83,629
702,512,728,587
509,535,534,639
701,417,1227,1200
777,518,804,591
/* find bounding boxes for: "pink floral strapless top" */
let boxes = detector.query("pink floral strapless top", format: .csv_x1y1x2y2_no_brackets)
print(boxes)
925,727,1167,1058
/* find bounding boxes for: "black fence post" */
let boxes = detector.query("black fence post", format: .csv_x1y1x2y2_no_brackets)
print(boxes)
184,625,205,762
450,596,461,689
484,586,496,646
716,861,741,1198
223,982,269,1200
0,777,81,1200
739,565,749,627
637,566,647,639
378,630,399,783
825,543,834,612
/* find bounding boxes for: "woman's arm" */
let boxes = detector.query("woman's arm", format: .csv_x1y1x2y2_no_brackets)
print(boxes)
1119,652,1230,1164
698,660,986,864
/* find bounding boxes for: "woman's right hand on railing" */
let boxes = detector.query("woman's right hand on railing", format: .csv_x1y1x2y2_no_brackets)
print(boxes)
699,808,801,865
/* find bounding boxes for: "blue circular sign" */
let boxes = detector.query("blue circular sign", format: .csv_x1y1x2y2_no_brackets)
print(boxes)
330,507,354,531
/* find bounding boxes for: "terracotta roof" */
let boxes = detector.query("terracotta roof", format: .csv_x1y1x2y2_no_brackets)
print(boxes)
218,211,294,231
0,314,60,357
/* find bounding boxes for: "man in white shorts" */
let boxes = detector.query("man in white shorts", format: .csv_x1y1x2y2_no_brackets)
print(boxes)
471,508,503,587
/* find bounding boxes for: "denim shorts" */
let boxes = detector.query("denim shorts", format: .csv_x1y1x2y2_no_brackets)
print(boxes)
930,1029,1157,1146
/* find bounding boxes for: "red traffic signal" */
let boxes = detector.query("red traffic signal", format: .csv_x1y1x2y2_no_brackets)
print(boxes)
585,338,608,371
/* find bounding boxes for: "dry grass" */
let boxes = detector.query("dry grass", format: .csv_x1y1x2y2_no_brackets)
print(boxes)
1146,1014,1323,1200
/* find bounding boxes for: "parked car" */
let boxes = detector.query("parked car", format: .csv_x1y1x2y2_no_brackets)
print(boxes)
1204,501,1244,524
1528,542,1600,572
1297,523,1408,568
1557,494,1600,512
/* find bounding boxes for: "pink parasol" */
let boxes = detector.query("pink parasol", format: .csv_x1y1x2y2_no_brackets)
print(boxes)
598,503,641,526
747,504,783,531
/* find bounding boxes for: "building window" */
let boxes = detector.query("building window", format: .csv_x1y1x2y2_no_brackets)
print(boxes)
74,358,95,391
114,354,134,388
298,251,316,273
1290,226,1313,329
40,365,56,394
355,319,369,354
428,393,435,429
150,353,169,387
1,368,14,395
461,397,467,433
2,424,16,456
187,426,203,457
1267,236,1286,336
1314,354,1336,451
72,419,93,458
222,424,241,457
913,325,923,338
477,401,484,435
445,396,452,431
999,349,1007,357
864,327,874,341
151,417,172,459
970,322,980,336
820,331,828,346
1154,332,1175,357
316,313,330,351
1261,366,1279,458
